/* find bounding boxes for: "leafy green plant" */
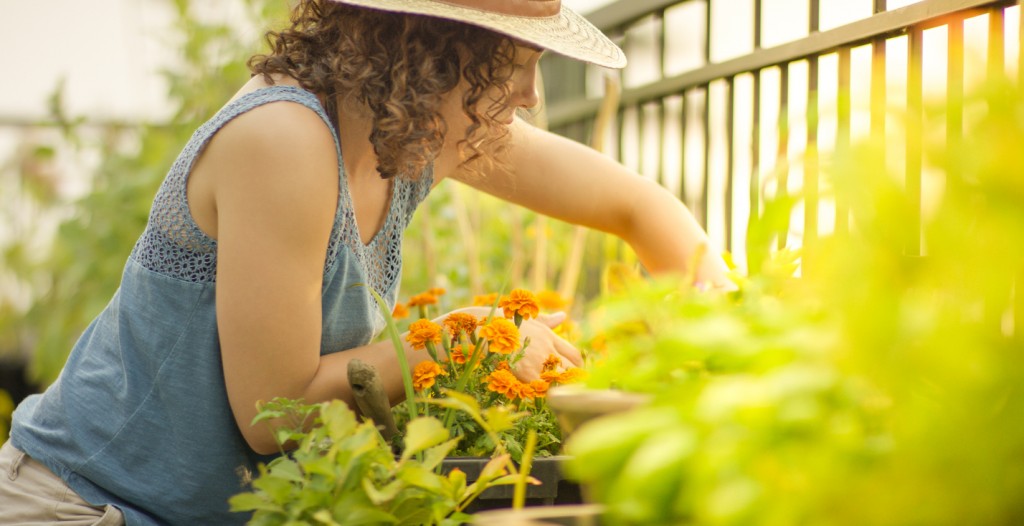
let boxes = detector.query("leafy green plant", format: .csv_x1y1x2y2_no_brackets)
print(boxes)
388,287,584,461
230,397,535,525
564,79,1024,525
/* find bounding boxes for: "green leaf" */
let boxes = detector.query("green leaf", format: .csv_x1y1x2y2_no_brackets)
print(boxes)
333,504,400,526
320,401,359,440
268,459,305,483
401,417,450,461
227,492,280,513
312,509,342,526
446,467,467,499
564,407,681,482
430,390,481,417
420,437,462,472
251,472,295,504
397,463,445,492
362,478,404,506
482,406,522,434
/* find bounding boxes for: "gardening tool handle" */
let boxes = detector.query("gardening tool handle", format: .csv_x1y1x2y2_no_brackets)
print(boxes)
347,359,399,441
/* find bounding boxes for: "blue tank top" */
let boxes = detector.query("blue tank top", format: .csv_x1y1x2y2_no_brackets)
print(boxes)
10,86,433,525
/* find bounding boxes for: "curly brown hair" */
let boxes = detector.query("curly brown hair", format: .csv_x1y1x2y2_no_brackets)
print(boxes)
248,0,518,180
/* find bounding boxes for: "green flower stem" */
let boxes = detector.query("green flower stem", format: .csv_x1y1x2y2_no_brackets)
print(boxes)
444,338,487,430
425,341,439,363
369,288,418,424
513,430,538,510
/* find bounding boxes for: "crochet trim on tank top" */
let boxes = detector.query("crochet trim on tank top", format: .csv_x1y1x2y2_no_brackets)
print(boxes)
128,85,432,298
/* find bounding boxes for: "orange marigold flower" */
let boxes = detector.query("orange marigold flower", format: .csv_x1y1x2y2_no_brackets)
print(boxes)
536,290,570,312
391,302,410,320
428,287,447,297
515,381,537,400
443,313,480,340
448,345,467,365
485,369,519,397
541,354,562,373
472,293,499,307
413,361,447,391
540,370,562,383
495,360,511,371
529,380,550,398
499,289,540,320
479,318,520,354
556,367,587,384
407,293,439,307
406,319,442,350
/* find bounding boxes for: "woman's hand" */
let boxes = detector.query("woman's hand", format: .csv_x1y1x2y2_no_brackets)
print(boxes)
512,312,583,382
442,307,583,382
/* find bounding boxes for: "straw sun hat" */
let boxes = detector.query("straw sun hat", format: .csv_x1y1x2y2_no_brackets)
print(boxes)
334,0,626,69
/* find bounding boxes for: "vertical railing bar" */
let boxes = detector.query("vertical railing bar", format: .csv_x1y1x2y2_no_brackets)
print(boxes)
873,0,888,165
777,65,791,250
1019,0,1024,87
702,84,712,230
804,0,821,275
680,90,689,204
617,105,628,183
657,99,667,188
754,0,763,49
948,19,964,187
751,71,762,231
638,101,648,183
989,6,1006,80
704,0,713,67
907,27,924,257
835,46,852,235
725,76,736,253
806,56,820,273
809,0,820,33
659,8,669,79
752,0,763,235
700,0,713,230
871,37,887,159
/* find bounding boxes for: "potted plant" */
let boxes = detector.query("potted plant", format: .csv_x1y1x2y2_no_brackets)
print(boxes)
386,288,588,510
231,287,590,523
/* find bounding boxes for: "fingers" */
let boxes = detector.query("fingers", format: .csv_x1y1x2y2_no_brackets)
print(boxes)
555,338,584,367
536,311,567,328
525,314,583,367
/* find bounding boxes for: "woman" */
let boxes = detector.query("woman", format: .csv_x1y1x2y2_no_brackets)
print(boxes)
0,0,731,524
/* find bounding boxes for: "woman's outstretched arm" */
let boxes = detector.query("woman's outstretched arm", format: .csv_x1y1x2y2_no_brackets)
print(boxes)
451,119,733,289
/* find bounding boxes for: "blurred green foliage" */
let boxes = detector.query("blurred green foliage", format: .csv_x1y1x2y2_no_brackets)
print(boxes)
0,0,615,388
0,0,288,385
565,79,1024,525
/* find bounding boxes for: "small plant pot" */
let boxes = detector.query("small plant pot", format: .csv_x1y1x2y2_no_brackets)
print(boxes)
441,455,582,513
545,385,650,436
471,504,605,525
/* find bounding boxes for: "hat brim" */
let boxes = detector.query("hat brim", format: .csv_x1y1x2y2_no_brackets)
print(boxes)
335,0,626,69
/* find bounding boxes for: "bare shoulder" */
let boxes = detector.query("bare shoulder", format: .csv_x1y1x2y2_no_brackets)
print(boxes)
188,90,338,239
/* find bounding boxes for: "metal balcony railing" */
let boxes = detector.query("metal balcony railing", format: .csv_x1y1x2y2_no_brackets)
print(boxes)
542,0,1022,271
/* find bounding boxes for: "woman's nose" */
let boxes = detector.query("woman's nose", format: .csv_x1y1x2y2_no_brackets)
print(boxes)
511,72,540,109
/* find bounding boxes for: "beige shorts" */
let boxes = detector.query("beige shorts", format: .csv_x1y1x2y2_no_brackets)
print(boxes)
0,441,124,525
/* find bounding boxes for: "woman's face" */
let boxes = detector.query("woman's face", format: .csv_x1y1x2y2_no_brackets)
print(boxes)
493,43,544,124
441,43,545,134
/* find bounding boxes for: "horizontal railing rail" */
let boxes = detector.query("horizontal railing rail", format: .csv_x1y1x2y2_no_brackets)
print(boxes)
543,0,1023,273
